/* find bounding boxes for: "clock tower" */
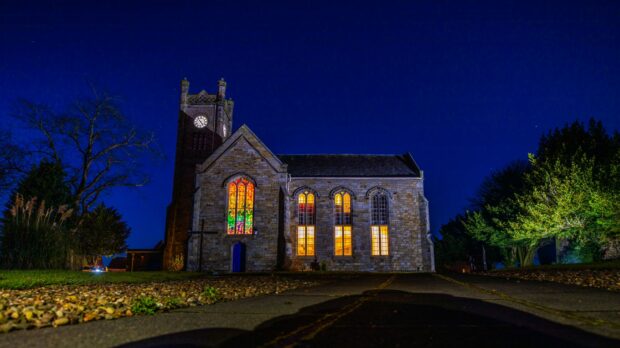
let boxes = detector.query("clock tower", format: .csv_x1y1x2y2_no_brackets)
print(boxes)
164,78,234,270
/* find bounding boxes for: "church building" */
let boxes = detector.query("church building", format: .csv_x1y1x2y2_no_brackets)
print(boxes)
164,79,435,272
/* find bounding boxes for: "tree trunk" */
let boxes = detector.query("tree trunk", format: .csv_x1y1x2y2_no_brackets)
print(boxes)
516,243,539,267
482,244,488,271
502,247,518,268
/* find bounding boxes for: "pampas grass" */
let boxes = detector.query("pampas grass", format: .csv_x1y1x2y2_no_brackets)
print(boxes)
1,193,74,269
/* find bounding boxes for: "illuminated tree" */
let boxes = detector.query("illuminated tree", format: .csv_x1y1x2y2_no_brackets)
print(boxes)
510,152,620,261
461,119,620,266
463,161,538,266
510,119,620,261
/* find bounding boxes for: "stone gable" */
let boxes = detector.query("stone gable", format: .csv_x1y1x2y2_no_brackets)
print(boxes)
187,134,287,272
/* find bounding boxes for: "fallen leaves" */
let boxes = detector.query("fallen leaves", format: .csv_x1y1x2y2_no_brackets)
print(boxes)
0,275,317,333
484,269,620,291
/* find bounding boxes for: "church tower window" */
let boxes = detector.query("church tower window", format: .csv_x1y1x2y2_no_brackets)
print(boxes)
297,191,315,256
227,177,254,235
370,192,389,256
334,192,352,256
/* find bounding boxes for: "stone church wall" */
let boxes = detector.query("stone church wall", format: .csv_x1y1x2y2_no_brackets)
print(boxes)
187,136,287,272
287,177,430,272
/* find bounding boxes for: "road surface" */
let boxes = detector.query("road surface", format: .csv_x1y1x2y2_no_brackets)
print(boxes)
2,273,619,347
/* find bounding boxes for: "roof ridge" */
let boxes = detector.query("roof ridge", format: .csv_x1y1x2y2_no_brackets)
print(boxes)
277,153,421,178
277,153,402,156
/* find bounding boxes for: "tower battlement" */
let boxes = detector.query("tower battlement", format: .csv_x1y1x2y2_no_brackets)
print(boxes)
164,78,235,270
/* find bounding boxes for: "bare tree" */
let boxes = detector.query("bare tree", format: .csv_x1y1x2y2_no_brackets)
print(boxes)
0,129,25,197
13,89,158,215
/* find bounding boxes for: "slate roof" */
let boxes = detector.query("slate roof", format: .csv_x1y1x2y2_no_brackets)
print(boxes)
277,154,421,178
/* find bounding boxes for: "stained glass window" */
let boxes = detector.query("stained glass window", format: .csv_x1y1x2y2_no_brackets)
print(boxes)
370,191,389,255
297,191,315,256
227,177,254,234
334,192,352,256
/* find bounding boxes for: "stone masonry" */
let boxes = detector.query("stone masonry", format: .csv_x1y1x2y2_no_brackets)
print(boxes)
187,128,287,272
177,80,434,273
287,178,432,272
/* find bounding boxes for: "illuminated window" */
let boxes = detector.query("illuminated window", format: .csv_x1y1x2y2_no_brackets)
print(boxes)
370,192,389,256
371,225,389,256
297,191,315,256
334,192,352,256
227,177,254,234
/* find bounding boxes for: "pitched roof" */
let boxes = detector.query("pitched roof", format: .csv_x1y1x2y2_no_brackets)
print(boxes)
277,154,421,178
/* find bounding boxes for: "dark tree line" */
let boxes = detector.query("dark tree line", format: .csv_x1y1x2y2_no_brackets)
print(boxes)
0,88,158,269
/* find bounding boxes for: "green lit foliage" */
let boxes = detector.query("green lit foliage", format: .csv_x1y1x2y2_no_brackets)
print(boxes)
461,119,620,266
462,161,540,266
508,119,620,261
202,286,220,303
131,296,158,315
510,152,620,261
164,297,183,309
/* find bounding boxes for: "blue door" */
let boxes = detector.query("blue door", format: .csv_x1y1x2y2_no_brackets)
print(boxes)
232,242,246,272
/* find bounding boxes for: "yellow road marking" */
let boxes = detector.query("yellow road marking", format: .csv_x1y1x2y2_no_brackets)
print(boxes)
262,275,396,348
434,273,620,330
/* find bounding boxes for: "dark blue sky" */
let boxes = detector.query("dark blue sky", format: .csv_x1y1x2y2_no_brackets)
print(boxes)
1,0,618,248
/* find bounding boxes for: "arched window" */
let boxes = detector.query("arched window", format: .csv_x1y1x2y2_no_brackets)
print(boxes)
227,177,254,234
297,191,315,256
370,192,389,256
334,191,352,256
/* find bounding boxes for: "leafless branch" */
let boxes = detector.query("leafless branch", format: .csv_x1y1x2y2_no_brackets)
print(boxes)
10,87,161,215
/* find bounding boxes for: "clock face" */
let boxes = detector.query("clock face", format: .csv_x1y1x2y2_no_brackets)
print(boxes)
193,115,208,129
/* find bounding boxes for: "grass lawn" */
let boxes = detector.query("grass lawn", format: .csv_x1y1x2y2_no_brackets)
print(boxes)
0,270,207,289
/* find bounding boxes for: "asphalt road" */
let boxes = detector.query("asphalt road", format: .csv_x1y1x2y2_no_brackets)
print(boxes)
2,273,619,348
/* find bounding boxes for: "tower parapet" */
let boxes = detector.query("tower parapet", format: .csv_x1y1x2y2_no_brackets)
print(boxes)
164,78,234,270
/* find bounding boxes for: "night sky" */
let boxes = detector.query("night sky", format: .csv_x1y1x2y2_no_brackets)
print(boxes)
1,1,618,248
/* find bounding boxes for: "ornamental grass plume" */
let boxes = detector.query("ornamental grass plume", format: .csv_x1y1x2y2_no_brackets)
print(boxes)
1,193,74,269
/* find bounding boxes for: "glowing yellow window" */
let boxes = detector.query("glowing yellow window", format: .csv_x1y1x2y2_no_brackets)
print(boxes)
371,225,389,256
335,225,352,256
297,226,306,256
334,192,352,256
307,226,315,256
297,226,315,256
297,191,316,256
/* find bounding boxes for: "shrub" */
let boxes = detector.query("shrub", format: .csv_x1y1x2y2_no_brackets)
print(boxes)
169,254,184,271
202,286,219,302
164,297,183,309
131,296,158,315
